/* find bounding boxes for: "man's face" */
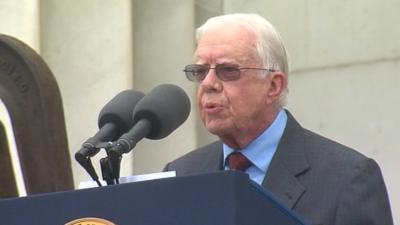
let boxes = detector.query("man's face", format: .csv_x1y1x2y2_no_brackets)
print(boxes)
195,25,279,145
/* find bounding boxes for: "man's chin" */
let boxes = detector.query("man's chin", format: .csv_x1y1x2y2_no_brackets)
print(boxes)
205,124,230,137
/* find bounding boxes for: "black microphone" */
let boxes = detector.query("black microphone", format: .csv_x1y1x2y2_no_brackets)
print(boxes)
113,84,190,153
75,90,145,184
108,84,191,180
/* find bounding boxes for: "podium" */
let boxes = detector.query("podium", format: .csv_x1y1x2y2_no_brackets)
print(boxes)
0,171,309,225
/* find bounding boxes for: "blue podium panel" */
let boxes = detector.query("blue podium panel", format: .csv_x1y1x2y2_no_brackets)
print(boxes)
0,171,309,225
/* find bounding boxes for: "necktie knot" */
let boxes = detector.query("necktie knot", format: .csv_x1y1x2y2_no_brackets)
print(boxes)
228,152,251,171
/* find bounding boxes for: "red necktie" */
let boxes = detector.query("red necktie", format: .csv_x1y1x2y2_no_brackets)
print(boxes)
228,152,251,171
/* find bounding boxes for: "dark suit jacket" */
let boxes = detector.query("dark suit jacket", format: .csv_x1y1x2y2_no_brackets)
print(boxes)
164,111,393,225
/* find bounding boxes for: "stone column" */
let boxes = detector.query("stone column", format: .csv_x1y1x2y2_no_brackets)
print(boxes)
131,0,198,173
0,0,40,50
40,0,134,186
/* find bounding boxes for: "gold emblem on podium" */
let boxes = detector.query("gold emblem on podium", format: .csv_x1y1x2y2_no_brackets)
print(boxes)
65,217,116,225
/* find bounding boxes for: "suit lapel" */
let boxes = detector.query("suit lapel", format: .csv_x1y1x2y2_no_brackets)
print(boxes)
198,141,224,172
207,142,224,171
262,158,306,209
262,110,310,209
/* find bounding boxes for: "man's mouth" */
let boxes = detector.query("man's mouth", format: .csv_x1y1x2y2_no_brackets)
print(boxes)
203,102,223,114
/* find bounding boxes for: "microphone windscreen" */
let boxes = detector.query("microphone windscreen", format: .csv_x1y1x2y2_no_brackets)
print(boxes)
133,84,190,139
98,90,145,136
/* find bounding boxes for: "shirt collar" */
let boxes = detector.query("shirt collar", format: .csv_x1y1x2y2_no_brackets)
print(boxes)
223,109,288,172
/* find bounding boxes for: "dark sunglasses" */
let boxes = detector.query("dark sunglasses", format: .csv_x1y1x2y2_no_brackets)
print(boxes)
183,64,275,82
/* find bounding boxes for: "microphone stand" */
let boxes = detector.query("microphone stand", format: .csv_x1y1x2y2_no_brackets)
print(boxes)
99,142,120,185
107,119,152,184
76,141,117,187
100,157,116,185
75,149,102,187
100,142,122,185
108,146,122,184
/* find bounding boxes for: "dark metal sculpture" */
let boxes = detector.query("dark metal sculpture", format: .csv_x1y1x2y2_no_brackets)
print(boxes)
0,34,73,197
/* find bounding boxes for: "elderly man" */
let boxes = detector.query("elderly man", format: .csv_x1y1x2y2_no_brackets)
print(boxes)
164,13,393,225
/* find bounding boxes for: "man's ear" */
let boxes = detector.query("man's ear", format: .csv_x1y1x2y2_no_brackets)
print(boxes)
266,72,287,104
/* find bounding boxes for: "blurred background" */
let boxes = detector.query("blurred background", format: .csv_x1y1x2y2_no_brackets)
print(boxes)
0,0,398,223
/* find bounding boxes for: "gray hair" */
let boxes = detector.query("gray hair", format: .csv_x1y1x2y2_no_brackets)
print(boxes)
196,13,289,105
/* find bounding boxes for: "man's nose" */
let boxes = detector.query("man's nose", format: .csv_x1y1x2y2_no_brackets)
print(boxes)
200,68,222,92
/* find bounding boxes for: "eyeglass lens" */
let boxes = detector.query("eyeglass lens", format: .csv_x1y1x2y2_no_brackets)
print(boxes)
184,64,241,82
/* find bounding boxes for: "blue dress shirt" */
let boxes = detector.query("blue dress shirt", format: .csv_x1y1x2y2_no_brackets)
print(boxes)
223,109,288,185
